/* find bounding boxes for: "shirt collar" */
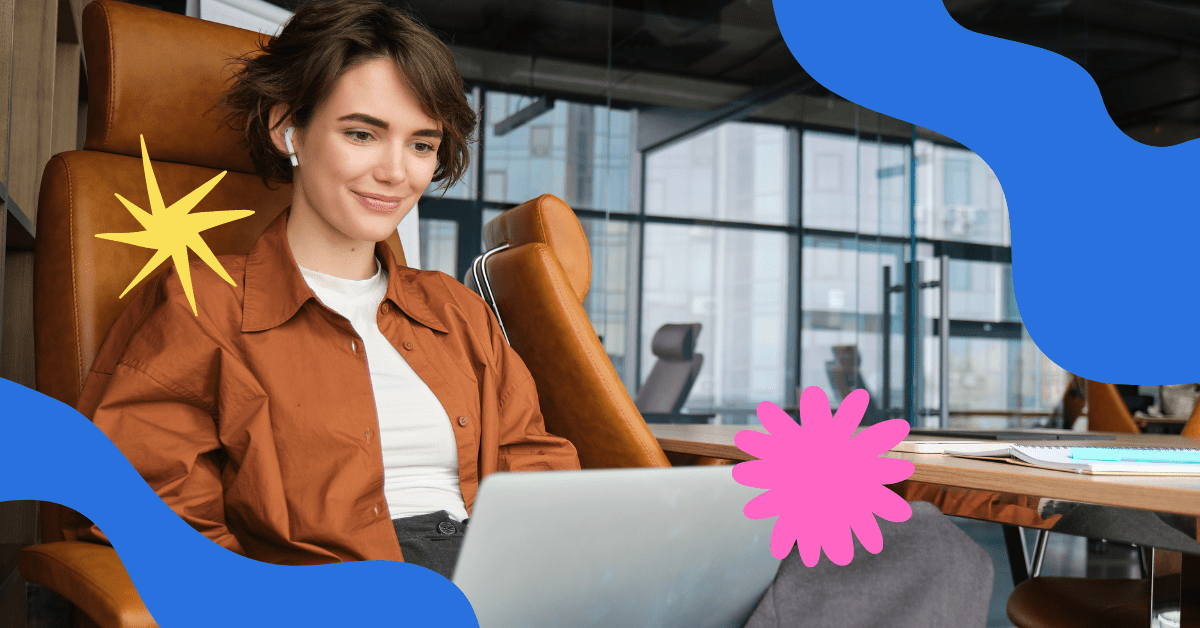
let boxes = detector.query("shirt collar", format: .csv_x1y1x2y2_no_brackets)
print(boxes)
242,208,449,334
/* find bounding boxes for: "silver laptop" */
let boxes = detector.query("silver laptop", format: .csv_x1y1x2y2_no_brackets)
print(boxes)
452,466,782,628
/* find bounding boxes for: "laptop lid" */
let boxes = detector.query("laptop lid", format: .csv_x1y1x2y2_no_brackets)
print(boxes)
452,466,781,628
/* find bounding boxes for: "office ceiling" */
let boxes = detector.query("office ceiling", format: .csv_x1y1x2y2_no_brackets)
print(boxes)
240,0,1200,145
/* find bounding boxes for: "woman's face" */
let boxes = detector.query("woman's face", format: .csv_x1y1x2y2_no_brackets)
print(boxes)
274,57,442,250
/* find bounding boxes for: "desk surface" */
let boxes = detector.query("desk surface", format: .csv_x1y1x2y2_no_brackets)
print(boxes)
649,425,1200,518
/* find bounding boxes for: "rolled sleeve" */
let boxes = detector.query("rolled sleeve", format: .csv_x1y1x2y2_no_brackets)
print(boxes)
495,371,580,472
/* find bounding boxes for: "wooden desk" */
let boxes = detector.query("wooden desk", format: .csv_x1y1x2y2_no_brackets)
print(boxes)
650,425,1200,626
650,425,1200,520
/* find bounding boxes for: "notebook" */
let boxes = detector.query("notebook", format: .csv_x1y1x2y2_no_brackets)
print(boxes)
944,445,1200,475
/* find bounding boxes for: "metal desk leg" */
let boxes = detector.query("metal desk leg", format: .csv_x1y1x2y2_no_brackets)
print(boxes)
1002,524,1030,586
1153,549,1182,628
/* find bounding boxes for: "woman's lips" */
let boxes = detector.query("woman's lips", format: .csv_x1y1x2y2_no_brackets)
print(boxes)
354,192,403,212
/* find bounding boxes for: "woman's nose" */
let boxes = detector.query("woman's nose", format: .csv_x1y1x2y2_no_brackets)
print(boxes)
376,143,408,184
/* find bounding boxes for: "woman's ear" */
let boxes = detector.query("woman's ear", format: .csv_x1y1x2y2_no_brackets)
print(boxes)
267,105,294,158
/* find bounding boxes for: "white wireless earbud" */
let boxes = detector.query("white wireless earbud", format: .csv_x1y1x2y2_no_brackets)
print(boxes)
283,126,299,167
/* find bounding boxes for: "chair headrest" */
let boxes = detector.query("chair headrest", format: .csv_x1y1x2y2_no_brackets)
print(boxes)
483,194,591,301
82,0,265,173
651,323,701,361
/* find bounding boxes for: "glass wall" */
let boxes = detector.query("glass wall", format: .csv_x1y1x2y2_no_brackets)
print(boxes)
420,86,1066,427
418,219,457,277
915,140,1010,246
483,93,633,213
645,123,790,224
640,224,792,412
580,217,640,387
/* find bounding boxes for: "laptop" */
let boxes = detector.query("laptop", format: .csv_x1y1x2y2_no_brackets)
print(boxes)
452,466,781,628
908,428,1115,441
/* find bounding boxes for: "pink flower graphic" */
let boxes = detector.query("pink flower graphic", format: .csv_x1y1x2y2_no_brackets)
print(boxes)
732,387,915,566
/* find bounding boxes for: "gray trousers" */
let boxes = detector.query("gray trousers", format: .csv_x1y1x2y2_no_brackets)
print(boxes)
392,510,468,580
744,501,994,628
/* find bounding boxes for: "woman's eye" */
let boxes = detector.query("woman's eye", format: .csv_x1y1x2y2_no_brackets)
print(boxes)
347,131,373,142
414,142,436,154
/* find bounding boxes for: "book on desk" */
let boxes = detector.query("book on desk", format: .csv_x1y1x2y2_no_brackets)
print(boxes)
943,444,1200,475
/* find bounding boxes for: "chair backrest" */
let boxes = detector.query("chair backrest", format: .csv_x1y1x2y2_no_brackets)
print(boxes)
634,323,703,414
1184,398,1200,438
824,345,886,425
479,194,670,469
1083,380,1141,433
34,0,405,542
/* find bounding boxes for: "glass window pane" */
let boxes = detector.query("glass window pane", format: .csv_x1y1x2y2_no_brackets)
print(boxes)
483,92,632,212
580,218,639,390
1019,327,1071,411
419,219,457,277
948,337,1016,415
801,235,903,411
947,260,1020,323
645,122,789,225
802,131,909,235
947,332,1068,424
915,140,1009,246
641,224,791,416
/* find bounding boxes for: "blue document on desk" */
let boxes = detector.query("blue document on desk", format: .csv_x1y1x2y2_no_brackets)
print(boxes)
1071,447,1200,464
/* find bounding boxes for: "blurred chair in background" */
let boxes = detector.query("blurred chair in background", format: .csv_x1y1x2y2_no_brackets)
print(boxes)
825,345,886,425
635,323,709,424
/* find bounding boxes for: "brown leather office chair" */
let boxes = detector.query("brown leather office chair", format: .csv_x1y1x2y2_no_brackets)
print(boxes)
18,2,406,627
473,194,671,469
1083,380,1142,433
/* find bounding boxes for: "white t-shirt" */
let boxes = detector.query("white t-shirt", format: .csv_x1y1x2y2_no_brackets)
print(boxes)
299,261,468,521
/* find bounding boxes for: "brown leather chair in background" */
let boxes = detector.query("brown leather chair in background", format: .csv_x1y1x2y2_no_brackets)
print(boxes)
473,194,671,469
18,2,405,627
1081,380,1142,433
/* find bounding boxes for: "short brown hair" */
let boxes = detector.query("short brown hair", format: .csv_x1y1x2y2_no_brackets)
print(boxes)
220,0,475,189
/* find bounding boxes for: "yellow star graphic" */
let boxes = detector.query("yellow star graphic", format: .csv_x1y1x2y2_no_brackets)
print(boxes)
97,135,254,316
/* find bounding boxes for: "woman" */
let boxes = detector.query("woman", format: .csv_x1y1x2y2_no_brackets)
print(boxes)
75,0,579,579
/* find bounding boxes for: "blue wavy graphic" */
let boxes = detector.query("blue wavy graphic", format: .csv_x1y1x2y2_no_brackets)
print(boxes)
775,0,1200,383
0,378,477,627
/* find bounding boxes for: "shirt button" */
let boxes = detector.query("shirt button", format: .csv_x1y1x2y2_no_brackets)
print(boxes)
373,505,379,515
364,428,372,442
403,340,414,351
381,302,390,314
351,341,358,353
458,416,469,427
438,521,457,535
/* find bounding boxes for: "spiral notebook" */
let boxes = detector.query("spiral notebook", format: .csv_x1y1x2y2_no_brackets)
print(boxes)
944,445,1200,475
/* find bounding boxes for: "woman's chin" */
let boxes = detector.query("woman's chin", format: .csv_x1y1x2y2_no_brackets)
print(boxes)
352,217,407,243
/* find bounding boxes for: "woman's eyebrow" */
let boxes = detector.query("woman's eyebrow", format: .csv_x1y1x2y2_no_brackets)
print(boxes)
337,112,389,129
336,113,443,139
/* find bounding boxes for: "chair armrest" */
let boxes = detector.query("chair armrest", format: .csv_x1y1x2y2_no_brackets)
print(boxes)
641,413,716,424
19,541,157,628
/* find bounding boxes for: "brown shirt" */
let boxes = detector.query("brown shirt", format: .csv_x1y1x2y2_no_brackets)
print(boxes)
75,210,580,565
